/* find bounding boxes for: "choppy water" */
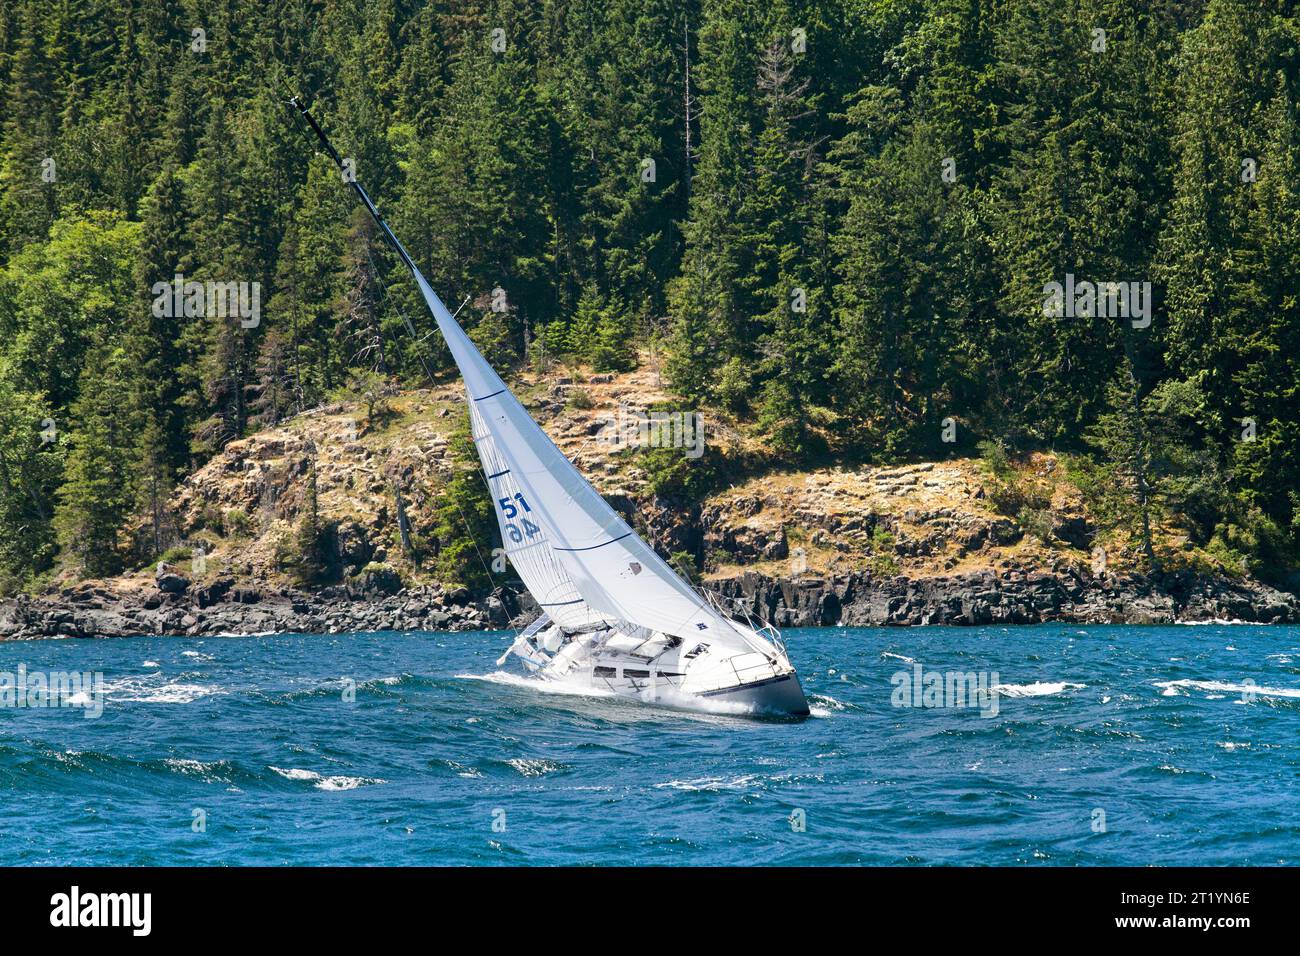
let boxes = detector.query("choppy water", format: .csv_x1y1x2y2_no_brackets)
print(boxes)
1,624,1296,865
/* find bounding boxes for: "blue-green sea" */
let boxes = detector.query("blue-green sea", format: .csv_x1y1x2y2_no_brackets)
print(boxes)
1,624,1296,865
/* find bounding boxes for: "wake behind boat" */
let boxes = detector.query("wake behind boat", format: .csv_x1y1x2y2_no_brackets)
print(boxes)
291,100,809,718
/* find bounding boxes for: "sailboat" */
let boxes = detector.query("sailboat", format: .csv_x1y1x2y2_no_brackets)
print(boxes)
291,99,809,717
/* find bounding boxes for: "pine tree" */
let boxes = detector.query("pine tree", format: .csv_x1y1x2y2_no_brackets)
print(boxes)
431,413,494,592
0,364,61,590
1159,0,1300,559
0,0,61,256
54,345,137,577
129,165,191,474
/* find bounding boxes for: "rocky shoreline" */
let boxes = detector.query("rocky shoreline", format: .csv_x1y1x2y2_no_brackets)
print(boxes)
716,566,1300,627
2,563,1295,642
8,380,1289,644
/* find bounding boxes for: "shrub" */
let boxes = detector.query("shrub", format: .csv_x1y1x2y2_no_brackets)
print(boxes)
1019,507,1054,545
868,527,899,575
978,439,1050,519
669,549,700,586
225,508,253,538
197,503,226,536
640,445,718,500
157,545,192,565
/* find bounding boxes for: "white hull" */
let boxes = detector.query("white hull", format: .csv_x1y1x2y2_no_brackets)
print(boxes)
503,620,810,718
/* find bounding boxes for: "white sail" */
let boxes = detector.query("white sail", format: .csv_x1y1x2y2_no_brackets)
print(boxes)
467,400,605,632
408,270,756,652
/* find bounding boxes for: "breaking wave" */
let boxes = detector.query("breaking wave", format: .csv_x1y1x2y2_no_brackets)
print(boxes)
992,681,1085,698
268,766,385,791
1154,679,1300,700
102,674,221,704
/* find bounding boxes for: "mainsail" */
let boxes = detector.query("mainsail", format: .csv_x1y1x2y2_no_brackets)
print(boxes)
412,267,755,649
290,99,759,654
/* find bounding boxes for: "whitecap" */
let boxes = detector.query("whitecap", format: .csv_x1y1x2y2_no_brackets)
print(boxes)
270,766,318,781
881,651,916,664
655,774,761,792
506,758,562,777
165,757,210,772
807,693,849,718
1154,679,1300,700
268,766,383,790
103,675,219,704
315,775,380,791
164,757,233,782
992,681,1085,698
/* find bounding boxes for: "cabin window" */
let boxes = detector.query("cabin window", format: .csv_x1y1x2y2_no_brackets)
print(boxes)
593,666,616,677
623,669,650,678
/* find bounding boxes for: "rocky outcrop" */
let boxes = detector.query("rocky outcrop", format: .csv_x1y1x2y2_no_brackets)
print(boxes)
0,581,538,641
712,566,1300,627
2,561,1292,642
3,374,1297,641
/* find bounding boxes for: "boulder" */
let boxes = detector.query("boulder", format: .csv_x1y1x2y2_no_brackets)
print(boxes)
154,564,191,595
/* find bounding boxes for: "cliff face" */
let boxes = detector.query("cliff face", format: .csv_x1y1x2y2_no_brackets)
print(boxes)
1,362,1296,640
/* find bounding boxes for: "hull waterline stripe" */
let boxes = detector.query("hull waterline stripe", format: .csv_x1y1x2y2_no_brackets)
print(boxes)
554,531,633,553
698,673,797,698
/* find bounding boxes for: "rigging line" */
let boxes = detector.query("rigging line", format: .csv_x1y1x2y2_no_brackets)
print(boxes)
351,200,522,642
358,208,533,626
364,244,526,634
291,99,527,642
361,239,443,388
447,490,506,592
360,238,500,592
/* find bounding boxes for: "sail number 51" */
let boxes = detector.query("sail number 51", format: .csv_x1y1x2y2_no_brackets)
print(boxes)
499,493,540,542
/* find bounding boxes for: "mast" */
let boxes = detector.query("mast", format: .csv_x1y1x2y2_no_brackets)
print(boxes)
288,97,446,378
289,98,421,280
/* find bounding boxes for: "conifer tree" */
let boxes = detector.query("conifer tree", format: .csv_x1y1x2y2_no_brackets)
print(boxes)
54,345,137,577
